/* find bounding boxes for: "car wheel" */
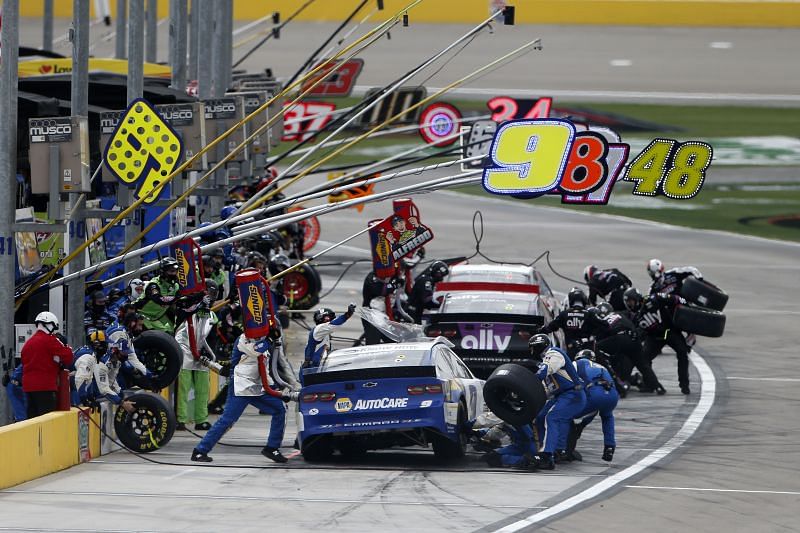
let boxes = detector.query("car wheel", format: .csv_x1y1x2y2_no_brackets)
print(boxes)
483,364,547,426
114,392,176,453
301,435,335,462
284,263,321,310
132,330,182,389
680,276,728,311
432,401,467,461
673,304,726,338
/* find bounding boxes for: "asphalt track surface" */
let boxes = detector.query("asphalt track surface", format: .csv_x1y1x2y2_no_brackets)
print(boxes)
6,17,800,533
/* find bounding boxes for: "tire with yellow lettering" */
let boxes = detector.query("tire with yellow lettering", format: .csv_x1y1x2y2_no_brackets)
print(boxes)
114,392,176,453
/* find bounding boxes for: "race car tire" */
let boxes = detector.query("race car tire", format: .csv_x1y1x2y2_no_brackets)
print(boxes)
673,304,726,338
132,330,182,390
432,401,468,461
483,364,547,426
301,435,335,462
114,392,176,453
680,277,728,311
284,264,321,310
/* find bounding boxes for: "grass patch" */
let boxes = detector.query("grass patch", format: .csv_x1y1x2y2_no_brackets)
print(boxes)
457,182,800,242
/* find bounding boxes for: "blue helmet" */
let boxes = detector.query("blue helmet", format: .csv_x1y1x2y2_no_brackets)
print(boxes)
220,205,238,220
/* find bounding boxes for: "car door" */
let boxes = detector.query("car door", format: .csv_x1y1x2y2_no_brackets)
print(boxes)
445,347,485,420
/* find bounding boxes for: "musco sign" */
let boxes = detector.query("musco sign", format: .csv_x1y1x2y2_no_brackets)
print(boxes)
29,117,73,143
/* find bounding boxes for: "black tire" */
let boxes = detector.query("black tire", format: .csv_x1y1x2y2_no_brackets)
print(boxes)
483,364,547,426
284,263,321,310
673,304,726,338
432,401,468,461
114,392,176,453
132,330,182,390
301,435,335,462
680,277,728,311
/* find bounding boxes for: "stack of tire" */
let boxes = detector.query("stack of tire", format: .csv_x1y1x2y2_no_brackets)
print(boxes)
674,277,728,338
112,331,182,453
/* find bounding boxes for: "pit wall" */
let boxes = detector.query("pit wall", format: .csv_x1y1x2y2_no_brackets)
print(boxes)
0,407,106,490
17,1,800,28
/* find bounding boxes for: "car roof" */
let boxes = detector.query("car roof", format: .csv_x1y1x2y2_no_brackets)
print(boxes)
449,264,533,276
320,339,452,371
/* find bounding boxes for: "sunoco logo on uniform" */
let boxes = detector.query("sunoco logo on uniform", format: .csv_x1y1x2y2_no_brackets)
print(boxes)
354,398,408,410
335,397,353,413
175,249,189,287
247,285,264,324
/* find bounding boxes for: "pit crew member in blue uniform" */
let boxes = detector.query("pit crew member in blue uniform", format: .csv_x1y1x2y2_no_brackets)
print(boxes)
529,334,586,470
2,361,27,422
568,349,618,462
303,304,357,371
191,332,288,464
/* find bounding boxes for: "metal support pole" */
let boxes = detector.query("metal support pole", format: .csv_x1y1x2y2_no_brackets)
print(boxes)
43,0,54,51
123,0,145,275
145,0,158,63
115,0,127,59
169,0,188,91
188,0,199,82
222,0,233,91
210,0,225,98
0,0,19,426
67,0,90,350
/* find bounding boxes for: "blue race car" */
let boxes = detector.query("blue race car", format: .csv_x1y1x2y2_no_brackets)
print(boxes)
297,338,486,462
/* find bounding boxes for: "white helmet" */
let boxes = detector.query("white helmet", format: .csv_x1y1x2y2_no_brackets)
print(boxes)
34,311,59,333
647,259,664,280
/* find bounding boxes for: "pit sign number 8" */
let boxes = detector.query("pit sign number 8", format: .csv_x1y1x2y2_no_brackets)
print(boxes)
482,119,610,197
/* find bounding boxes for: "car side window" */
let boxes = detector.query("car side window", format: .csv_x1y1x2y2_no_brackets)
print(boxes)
535,271,554,297
434,347,456,379
446,348,474,379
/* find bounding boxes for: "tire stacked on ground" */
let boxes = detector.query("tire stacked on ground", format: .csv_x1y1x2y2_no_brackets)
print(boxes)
483,364,548,426
114,392,177,453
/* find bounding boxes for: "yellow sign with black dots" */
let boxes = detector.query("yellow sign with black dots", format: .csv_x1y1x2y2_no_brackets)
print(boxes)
103,98,183,204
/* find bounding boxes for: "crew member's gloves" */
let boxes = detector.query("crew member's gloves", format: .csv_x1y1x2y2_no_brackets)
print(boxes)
55,333,69,345
346,303,357,318
1,373,9,387
281,390,299,403
602,445,615,462
202,295,212,307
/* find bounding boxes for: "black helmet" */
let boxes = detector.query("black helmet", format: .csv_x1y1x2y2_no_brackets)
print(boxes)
568,287,588,308
596,302,614,317
269,253,291,276
204,279,219,302
623,287,643,312
575,349,595,362
91,290,107,305
161,257,179,273
313,307,336,325
246,251,268,269
429,260,449,282
528,334,552,360
211,248,225,258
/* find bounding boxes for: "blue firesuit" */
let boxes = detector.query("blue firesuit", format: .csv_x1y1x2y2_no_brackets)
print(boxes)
196,335,286,454
535,347,586,454
574,358,618,447
4,365,27,422
304,312,351,368
495,425,538,466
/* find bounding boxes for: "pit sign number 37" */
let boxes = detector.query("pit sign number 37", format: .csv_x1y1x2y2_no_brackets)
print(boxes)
481,118,713,203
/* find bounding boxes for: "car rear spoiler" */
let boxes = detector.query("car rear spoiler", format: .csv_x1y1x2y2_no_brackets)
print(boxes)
303,365,437,386
435,282,539,294
425,312,544,326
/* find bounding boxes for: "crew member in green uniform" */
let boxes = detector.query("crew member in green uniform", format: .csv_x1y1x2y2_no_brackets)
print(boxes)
135,258,180,333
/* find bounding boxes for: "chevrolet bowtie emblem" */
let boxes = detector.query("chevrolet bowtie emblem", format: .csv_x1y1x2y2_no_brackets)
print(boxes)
362,382,378,388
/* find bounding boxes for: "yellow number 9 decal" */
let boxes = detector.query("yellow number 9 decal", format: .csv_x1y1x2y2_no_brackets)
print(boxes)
482,120,575,195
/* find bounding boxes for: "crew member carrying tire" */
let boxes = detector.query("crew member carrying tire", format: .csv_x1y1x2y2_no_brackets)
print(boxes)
646,258,702,297
529,334,586,470
624,288,693,395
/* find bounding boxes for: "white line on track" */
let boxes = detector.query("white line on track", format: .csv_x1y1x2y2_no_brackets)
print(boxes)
492,350,716,532
164,468,195,480
625,485,800,496
727,376,800,382
0,489,543,509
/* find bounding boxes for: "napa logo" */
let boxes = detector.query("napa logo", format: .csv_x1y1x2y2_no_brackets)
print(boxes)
335,397,353,413
247,284,265,324
174,249,190,288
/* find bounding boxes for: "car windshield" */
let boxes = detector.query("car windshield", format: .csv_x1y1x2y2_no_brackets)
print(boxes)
440,292,538,314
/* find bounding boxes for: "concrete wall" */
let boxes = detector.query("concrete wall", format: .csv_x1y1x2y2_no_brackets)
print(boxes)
0,408,102,490
15,0,800,28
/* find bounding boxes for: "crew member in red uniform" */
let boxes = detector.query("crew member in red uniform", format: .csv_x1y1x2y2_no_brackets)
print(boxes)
21,312,74,418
